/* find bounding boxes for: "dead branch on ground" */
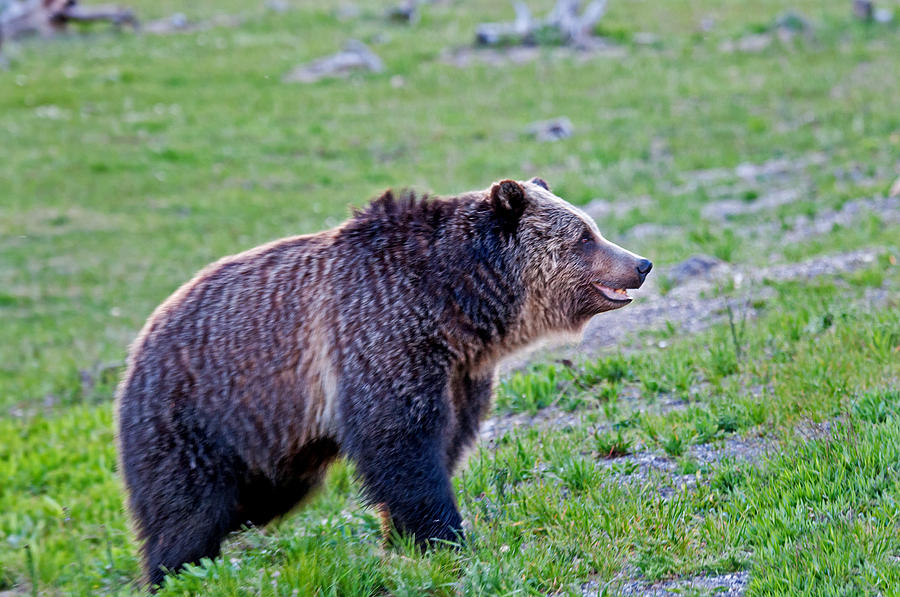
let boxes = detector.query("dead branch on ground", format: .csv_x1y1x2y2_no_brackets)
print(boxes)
476,0,608,48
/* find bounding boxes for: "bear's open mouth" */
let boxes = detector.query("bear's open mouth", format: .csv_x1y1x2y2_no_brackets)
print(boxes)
592,282,632,303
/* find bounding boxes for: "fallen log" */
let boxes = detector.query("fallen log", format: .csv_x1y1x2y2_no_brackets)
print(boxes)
0,0,136,47
53,3,136,27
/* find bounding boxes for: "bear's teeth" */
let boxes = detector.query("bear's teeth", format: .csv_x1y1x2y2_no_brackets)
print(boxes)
593,282,632,302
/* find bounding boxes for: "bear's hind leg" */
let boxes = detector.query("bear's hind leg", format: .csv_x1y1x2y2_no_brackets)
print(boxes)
139,477,240,590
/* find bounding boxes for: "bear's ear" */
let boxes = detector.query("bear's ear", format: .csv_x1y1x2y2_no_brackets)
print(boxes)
489,179,527,228
530,177,550,191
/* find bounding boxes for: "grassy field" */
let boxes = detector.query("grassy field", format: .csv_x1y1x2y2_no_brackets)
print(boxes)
1,0,899,594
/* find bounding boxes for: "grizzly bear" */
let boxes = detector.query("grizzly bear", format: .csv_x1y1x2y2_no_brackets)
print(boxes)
115,178,651,587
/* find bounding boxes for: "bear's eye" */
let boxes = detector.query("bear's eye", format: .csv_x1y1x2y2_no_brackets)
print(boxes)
580,229,594,246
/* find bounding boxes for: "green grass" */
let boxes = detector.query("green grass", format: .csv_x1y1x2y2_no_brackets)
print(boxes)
2,0,900,594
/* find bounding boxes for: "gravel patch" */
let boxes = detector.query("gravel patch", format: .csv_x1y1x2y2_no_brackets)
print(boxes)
793,419,836,442
671,152,826,196
688,434,776,466
595,432,775,497
611,570,749,596
700,187,801,221
778,195,900,244
720,195,900,245
619,191,897,250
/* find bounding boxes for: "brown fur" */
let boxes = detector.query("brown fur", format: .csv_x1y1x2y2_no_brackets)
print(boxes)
115,178,651,588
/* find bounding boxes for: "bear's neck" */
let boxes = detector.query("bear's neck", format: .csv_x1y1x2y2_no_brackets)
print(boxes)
340,193,532,370
433,200,531,369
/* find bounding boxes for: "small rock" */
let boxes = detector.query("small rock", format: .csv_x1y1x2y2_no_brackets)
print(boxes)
283,40,384,84
875,8,895,23
527,117,573,142
386,0,418,24
668,254,725,284
169,12,189,29
853,0,874,20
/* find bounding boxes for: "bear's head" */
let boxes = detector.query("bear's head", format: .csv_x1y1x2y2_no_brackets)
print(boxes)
487,178,652,337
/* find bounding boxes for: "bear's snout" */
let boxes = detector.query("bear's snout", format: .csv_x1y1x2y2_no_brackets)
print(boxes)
636,259,653,286
593,239,652,291
582,238,652,313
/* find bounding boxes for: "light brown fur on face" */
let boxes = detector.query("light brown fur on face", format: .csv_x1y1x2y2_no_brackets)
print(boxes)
505,179,652,344
115,178,650,589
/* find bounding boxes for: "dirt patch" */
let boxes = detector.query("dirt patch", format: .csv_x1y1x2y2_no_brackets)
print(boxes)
611,570,749,596
479,405,581,444
793,419,836,442
701,188,801,220
688,434,776,466
708,194,900,245
440,42,625,68
623,156,900,248
777,195,900,244
596,432,775,498
672,152,826,196
681,194,898,246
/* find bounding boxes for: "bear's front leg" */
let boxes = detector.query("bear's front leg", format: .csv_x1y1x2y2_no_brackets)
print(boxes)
341,383,463,546
361,435,463,546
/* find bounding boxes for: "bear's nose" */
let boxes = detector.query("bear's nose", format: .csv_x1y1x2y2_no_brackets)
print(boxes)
636,259,653,283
